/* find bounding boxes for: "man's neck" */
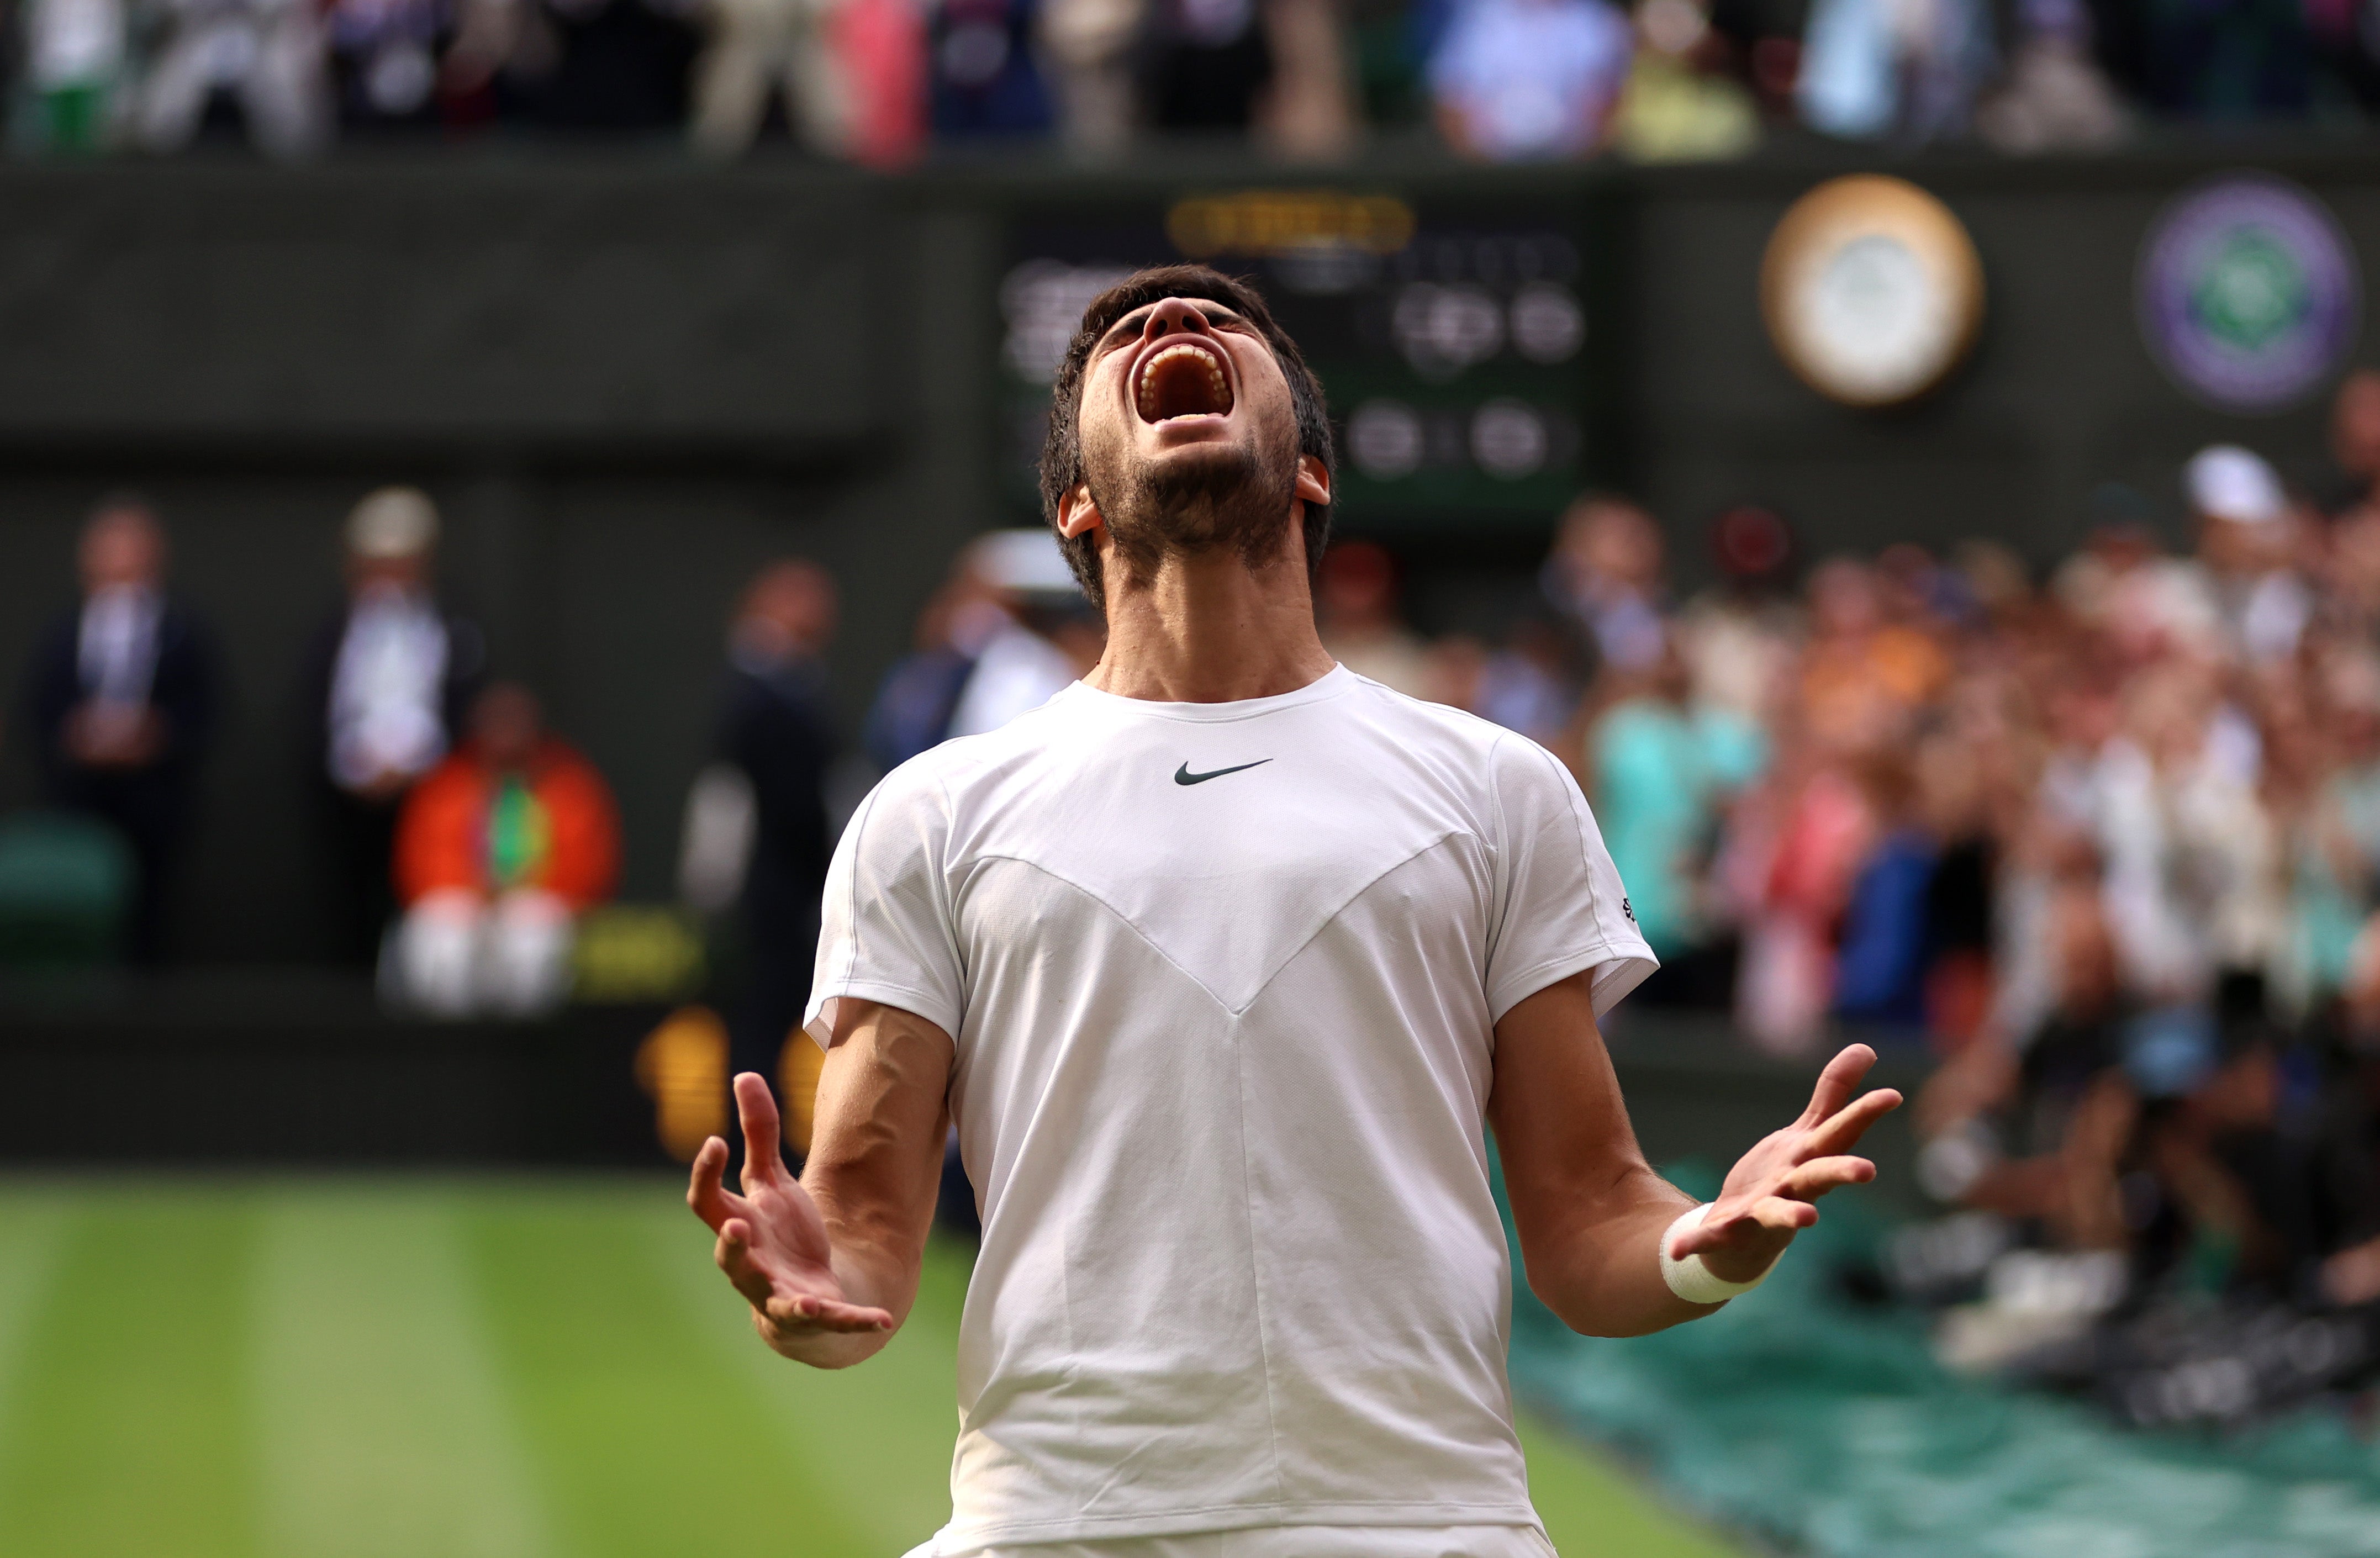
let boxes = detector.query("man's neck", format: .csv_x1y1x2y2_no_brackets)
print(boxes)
1085,546,1337,704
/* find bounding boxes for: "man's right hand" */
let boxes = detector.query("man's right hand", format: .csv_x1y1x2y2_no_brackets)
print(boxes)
688,1072,895,1354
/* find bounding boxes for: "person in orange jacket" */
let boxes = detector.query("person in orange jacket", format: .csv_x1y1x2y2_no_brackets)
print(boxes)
387,682,620,1017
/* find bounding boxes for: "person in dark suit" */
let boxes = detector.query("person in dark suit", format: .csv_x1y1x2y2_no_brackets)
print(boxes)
19,496,220,964
710,559,841,1166
298,487,485,966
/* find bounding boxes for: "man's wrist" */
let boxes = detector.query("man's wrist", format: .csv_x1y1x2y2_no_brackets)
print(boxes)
1659,1203,1776,1305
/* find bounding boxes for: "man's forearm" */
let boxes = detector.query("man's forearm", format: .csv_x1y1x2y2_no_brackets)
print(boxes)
1523,1167,1719,1338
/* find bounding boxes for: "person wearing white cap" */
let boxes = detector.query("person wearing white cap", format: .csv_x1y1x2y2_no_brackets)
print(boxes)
2184,443,2311,666
301,486,486,966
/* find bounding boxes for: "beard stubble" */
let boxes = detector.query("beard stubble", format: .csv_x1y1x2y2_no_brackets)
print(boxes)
1083,419,1300,595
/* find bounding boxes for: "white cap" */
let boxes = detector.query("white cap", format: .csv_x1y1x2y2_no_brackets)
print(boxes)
2184,445,2286,526
347,486,439,560
969,529,1081,598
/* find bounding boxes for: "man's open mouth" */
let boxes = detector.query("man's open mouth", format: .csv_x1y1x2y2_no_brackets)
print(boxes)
1135,340,1234,423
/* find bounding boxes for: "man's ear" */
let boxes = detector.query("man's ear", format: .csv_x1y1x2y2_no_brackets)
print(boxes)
1057,484,1103,540
1294,455,1332,510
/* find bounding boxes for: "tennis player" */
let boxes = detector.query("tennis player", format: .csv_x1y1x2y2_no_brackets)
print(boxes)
687,265,1901,1558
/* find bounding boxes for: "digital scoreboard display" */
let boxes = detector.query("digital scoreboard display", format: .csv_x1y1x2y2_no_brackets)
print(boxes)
996,187,1626,537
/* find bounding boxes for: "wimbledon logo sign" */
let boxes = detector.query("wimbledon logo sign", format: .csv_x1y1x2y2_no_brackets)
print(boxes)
2137,173,2360,413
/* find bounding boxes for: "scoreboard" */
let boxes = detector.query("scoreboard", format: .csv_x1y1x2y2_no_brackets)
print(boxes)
995,186,1629,537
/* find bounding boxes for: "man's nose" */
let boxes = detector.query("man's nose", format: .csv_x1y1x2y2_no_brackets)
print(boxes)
1143,298,1211,340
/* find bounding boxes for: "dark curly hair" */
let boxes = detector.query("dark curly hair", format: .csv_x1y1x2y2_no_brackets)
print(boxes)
1037,265,1336,612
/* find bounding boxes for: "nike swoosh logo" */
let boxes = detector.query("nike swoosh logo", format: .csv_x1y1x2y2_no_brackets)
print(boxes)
1174,759,1271,786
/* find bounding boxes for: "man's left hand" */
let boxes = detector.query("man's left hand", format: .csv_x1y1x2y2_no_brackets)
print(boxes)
1669,1043,1903,1287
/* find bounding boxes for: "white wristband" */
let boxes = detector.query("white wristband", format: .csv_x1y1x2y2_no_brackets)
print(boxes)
1659,1203,1772,1306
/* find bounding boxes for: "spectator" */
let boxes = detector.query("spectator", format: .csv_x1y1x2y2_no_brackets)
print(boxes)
1543,494,1669,675
325,0,445,129
687,0,854,157
863,567,1005,772
1973,0,2126,152
1428,0,1632,158
1584,640,1767,1005
388,683,619,1017
19,0,129,152
303,488,486,967
1144,0,1274,133
945,530,1097,738
693,560,841,1145
18,497,220,964
835,0,930,163
1674,503,1799,722
1259,0,1359,156
1316,540,1430,695
1794,0,1993,140
929,0,1055,138
1611,0,1760,160
1041,0,1143,152
2181,443,2311,666
136,0,331,158
2326,368,2380,516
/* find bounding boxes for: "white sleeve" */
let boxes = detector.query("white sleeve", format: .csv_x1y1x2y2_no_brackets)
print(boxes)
803,763,967,1049
1484,734,1659,1022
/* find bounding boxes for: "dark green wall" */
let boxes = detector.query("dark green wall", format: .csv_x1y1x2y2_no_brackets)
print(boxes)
4,146,2378,962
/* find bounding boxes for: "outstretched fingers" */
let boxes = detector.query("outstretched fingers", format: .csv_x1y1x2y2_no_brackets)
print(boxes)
1779,1155,1876,1201
1803,1086,1904,1158
1798,1043,1879,1127
687,1135,751,1233
733,1072,787,1191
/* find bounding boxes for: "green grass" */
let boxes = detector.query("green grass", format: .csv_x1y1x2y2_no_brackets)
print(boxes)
0,1180,1734,1558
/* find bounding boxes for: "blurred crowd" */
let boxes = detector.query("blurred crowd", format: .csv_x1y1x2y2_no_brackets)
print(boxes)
20,362,2380,1422
6,0,2374,163
1339,369,2380,1427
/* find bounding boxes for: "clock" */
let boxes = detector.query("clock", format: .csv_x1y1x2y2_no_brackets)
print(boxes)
1761,175,1985,408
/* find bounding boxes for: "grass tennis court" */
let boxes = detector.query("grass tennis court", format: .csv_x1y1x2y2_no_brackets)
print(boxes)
0,1179,1735,1558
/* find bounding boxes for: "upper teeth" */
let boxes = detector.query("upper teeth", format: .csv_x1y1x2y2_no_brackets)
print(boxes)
1137,342,1228,419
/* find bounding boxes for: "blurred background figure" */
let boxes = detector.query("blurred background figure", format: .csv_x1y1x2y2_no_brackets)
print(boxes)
942,529,1100,738
1142,0,1273,139
687,0,854,156
1257,0,1357,156
1972,0,2126,152
18,0,128,154
323,0,445,133
1794,0,1995,141
1610,0,1759,160
1582,639,1766,1005
1544,493,1670,678
1039,0,1142,153
135,0,331,157
305,487,485,969
1428,0,1632,159
679,558,841,1162
388,682,619,1017
1316,539,1429,695
16,496,219,965
927,0,1054,139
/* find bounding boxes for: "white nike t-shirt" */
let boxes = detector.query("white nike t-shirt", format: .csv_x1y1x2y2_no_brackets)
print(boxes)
806,666,1655,1552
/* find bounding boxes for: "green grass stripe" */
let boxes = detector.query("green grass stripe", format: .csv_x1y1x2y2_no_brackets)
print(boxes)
251,1185,552,1558
0,1186,261,1558
0,1186,73,1460
1517,1410,1741,1557
458,1181,879,1558
654,1206,968,1554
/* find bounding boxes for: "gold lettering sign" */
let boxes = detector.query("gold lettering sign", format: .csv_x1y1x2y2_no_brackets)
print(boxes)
1167,192,1417,259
